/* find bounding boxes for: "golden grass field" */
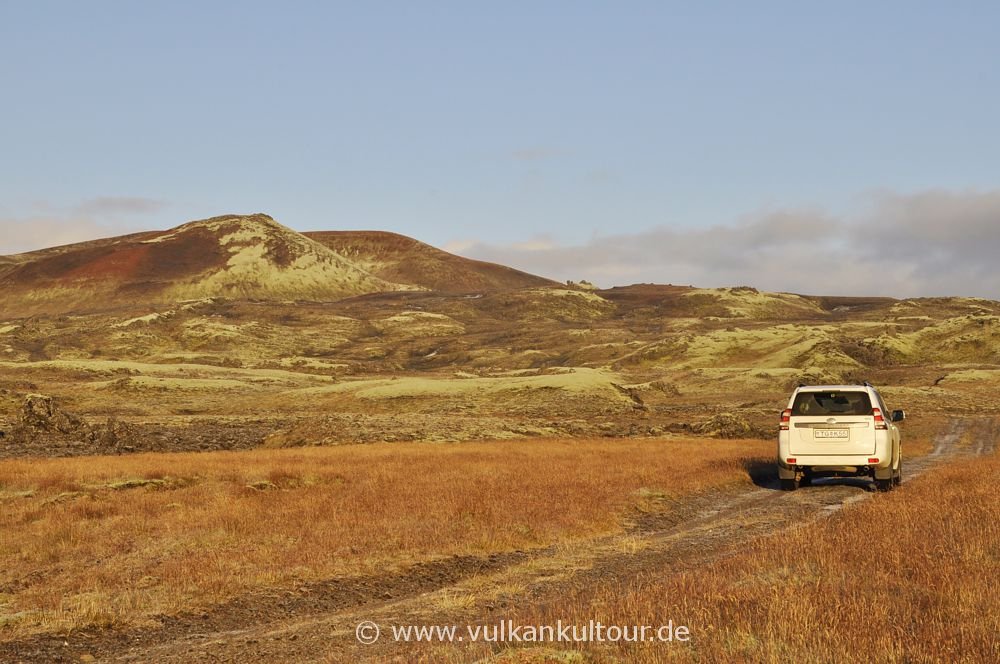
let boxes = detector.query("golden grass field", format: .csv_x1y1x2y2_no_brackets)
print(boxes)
0,437,770,639
501,451,1000,663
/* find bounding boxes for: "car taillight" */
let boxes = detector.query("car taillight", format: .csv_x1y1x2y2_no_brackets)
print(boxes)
780,409,791,431
786,457,797,464
872,407,887,430
868,458,879,463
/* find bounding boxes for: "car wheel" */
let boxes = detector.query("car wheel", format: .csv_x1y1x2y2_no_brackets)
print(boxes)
780,478,798,491
799,473,812,487
893,460,902,486
875,478,893,492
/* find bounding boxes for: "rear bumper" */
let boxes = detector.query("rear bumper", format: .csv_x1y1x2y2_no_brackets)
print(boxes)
779,454,891,468
777,455,892,480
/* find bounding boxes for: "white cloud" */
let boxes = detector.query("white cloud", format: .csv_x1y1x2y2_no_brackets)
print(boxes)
0,197,167,255
442,239,476,254
455,189,1000,298
510,235,557,252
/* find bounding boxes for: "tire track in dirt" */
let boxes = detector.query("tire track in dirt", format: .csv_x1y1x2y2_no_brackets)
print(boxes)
928,417,963,457
2,418,992,663
0,553,541,663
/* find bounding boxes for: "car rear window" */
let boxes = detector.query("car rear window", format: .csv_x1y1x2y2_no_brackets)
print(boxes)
791,391,872,416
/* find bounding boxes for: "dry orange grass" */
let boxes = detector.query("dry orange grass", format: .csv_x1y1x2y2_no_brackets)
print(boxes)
506,452,1000,663
0,437,769,638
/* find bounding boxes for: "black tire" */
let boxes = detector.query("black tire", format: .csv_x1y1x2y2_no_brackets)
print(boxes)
780,478,798,491
893,460,902,486
799,473,813,487
875,478,893,492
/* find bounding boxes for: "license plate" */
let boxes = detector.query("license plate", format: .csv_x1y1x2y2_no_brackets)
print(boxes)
814,429,849,439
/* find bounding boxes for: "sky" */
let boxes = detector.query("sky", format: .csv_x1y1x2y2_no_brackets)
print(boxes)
2,1,1000,297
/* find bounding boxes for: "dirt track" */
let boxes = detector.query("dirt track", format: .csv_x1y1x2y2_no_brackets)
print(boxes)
2,418,993,663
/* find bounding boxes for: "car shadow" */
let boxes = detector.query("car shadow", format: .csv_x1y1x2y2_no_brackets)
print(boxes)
807,477,876,492
744,459,780,490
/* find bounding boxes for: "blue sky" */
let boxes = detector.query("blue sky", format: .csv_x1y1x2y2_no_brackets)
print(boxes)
2,1,1000,294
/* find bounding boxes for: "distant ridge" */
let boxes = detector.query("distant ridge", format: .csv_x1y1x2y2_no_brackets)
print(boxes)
0,214,557,317
305,230,557,292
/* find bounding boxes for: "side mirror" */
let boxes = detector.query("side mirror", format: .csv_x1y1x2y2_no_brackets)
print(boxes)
891,410,905,422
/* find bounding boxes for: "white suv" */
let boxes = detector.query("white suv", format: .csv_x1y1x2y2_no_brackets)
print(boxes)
777,383,903,492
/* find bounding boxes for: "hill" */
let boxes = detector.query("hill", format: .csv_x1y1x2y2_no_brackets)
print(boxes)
0,216,560,317
0,215,411,316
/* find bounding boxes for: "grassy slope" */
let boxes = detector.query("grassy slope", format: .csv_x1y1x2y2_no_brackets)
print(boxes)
0,438,770,639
